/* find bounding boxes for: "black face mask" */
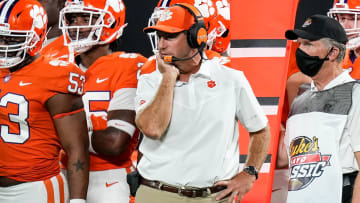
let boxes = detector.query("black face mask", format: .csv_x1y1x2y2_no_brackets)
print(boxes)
295,47,333,77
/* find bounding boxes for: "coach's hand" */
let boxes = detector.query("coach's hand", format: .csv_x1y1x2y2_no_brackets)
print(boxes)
156,54,179,81
215,171,256,203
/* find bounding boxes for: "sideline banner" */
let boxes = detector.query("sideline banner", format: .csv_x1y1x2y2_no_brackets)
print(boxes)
230,0,299,202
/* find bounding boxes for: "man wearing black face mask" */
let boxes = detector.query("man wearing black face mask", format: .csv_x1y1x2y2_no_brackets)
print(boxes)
276,14,360,203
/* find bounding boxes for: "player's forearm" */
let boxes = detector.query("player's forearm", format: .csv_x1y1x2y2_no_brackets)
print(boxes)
136,75,176,139
92,129,130,156
55,111,90,199
66,150,89,199
245,124,271,170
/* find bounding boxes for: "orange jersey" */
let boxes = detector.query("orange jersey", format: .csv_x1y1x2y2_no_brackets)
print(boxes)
140,49,231,75
140,55,156,75
205,49,231,67
40,36,70,59
0,56,85,182
83,52,146,171
341,50,360,80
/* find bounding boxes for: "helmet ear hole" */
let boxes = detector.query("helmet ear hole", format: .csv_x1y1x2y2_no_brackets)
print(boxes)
110,18,118,29
222,29,229,37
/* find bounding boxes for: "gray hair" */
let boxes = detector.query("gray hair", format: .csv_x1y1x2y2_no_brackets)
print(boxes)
320,38,346,63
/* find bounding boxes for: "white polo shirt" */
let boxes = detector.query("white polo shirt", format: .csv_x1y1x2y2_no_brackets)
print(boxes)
310,71,360,174
135,58,268,187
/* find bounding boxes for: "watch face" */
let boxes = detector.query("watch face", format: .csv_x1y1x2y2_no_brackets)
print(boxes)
244,166,258,179
244,167,255,174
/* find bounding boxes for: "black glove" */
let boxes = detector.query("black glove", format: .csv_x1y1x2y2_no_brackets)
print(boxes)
127,170,141,197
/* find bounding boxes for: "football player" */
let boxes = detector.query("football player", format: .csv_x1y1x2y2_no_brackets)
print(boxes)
0,0,89,203
328,0,360,79
59,0,146,202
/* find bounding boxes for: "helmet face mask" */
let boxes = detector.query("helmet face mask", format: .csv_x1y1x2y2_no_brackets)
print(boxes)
0,0,47,68
60,2,111,53
147,7,165,54
0,30,34,68
329,10,360,37
59,0,126,54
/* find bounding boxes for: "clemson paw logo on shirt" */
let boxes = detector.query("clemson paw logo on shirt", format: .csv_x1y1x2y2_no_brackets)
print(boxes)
139,100,146,105
207,80,216,88
30,5,47,29
159,10,173,22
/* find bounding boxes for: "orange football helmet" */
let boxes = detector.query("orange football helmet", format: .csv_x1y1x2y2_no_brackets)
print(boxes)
328,0,360,49
0,0,48,68
147,0,217,53
59,0,126,53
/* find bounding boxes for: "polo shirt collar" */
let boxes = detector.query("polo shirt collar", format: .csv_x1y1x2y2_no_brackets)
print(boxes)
311,70,355,91
191,59,212,80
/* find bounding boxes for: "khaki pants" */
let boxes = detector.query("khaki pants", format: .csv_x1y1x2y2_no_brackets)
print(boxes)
135,185,231,203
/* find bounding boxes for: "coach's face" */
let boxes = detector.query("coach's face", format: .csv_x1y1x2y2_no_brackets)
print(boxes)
157,31,200,74
297,38,329,58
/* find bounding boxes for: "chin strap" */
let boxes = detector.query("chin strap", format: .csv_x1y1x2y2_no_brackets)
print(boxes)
68,46,75,63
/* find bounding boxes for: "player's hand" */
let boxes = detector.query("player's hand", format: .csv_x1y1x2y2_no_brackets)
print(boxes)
90,114,107,131
215,171,256,203
156,54,179,81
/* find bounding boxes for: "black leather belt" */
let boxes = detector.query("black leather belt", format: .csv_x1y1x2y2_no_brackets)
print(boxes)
0,176,24,187
140,178,226,198
343,171,358,187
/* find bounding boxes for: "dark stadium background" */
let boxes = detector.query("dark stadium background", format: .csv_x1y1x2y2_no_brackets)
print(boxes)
122,0,335,58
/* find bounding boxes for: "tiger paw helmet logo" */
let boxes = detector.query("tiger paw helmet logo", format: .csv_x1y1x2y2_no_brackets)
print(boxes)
108,0,125,13
30,5,47,29
288,136,331,191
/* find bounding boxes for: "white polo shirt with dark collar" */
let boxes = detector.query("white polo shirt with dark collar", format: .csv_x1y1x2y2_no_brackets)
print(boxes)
310,71,360,174
135,57,268,188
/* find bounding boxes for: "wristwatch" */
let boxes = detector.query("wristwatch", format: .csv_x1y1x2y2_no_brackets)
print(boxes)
243,166,258,180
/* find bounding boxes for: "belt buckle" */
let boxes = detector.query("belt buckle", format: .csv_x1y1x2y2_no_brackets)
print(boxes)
201,188,211,197
158,182,163,190
192,189,197,198
177,186,185,196
149,181,158,188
